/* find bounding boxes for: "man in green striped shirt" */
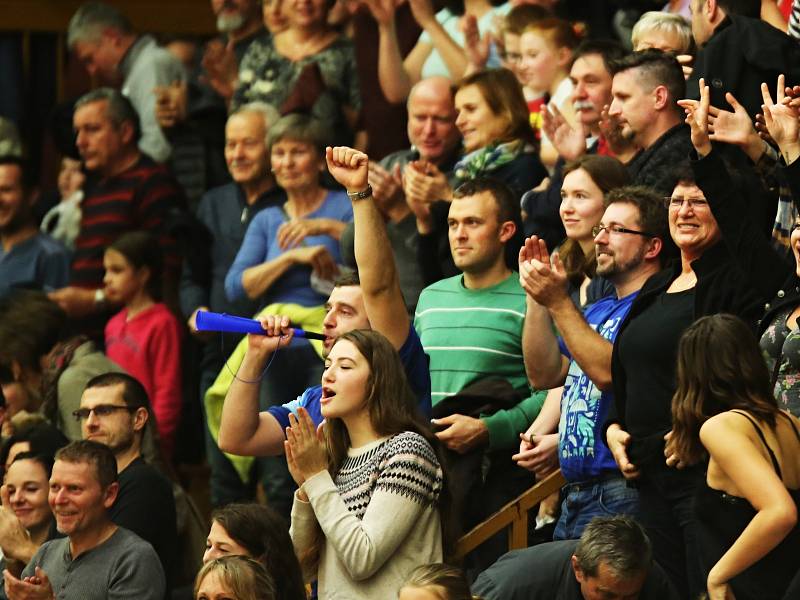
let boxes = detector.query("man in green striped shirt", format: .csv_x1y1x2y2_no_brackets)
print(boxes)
415,178,545,453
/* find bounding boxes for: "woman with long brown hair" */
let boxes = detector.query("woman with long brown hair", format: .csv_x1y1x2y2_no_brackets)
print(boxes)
671,314,800,600
285,330,445,599
557,154,629,307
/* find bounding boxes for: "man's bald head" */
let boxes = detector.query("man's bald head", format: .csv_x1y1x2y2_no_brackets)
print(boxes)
406,77,460,164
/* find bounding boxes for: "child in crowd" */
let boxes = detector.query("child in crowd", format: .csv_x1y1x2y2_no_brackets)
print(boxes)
40,157,84,250
103,231,182,462
285,330,445,599
398,564,476,600
500,4,550,139
195,555,276,600
518,18,581,170
671,314,800,600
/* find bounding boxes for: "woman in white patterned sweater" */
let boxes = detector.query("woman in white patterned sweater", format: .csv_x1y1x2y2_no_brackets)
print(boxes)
285,329,445,599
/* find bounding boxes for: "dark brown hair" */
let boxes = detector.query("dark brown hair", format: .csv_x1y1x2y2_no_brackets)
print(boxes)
108,230,163,301
210,503,305,600
302,330,452,571
671,314,779,465
559,155,630,287
457,69,538,148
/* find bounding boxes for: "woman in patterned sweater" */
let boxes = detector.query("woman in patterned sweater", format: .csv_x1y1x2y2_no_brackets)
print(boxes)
286,329,445,599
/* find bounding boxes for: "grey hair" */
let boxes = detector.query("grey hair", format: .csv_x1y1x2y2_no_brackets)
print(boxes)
631,11,693,54
67,2,133,48
574,516,652,579
229,102,281,146
74,87,141,143
266,113,333,156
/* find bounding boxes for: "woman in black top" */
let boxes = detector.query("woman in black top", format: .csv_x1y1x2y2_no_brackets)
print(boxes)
671,314,800,600
604,80,787,598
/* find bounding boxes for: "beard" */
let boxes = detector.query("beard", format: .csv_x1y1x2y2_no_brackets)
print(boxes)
596,245,646,280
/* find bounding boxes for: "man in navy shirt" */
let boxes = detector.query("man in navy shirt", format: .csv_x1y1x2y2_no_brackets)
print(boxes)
518,186,668,539
218,146,430,457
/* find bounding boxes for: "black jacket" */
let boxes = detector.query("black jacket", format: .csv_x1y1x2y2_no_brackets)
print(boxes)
688,15,800,120
605,149,786,445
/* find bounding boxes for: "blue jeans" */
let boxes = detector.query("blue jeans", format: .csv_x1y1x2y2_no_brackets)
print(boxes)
553,474,640,541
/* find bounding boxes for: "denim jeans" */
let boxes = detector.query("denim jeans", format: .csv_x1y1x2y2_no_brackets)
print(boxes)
553,474,640,541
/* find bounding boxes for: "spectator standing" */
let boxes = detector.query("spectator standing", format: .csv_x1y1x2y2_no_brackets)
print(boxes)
0,157,70,298
288,331,444,600
414,178,545,570
232,0,362,146
214,146,431,512
671,315,800,600
518,186,668,541
4,441,165,600
103,232,182,461
608,51,692,196
67,1,187,163
687,0,800,120
368,0,510,103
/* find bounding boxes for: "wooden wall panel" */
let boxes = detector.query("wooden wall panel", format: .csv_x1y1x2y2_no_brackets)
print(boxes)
0,1,216,35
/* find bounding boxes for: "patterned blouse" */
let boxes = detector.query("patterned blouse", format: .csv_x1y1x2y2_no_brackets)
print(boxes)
232,34,361,145
760,306,800,417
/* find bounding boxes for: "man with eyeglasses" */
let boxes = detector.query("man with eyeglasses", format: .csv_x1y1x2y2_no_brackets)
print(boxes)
77,372,177,592
518,185,668,540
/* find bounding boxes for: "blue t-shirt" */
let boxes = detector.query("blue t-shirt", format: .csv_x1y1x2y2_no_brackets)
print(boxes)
0,233,70,297
557,291,637,482
268,323,432,429
224,191,353,307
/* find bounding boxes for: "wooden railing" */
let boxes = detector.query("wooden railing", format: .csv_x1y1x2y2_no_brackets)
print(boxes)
455,470,566,559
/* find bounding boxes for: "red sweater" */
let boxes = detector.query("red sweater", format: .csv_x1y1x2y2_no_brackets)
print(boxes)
105,303,182,460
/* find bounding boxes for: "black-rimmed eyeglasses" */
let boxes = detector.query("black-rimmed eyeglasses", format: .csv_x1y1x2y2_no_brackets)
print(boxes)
72,405,135,422
592,225,655,238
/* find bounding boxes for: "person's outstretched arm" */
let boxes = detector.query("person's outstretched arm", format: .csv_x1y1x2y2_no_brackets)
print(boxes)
326,146,409,349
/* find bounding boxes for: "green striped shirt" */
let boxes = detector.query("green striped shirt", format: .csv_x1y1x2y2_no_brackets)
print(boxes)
414,273,544,449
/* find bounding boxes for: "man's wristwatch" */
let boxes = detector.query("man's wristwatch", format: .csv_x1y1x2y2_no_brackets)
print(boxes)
346,185,372,201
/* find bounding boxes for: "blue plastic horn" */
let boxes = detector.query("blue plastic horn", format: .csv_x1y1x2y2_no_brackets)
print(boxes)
194,310,325,340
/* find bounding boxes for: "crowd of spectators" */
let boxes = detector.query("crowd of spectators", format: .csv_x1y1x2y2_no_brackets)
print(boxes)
2,0,800,598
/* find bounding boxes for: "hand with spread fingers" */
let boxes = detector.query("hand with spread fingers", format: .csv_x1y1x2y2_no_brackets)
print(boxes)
760,74,800,165
368,162,403,206
678,77,712,157
542,103,586,162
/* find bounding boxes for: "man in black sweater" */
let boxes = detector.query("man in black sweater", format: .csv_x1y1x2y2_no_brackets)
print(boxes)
77,372,177,592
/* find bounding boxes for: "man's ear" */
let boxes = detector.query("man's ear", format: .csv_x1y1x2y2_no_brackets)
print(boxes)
571,555,585,583
653,85,670,112
119,120,136,146
707,0,719,21
103,481,120,508
132,406,149,433
499,220,517,244
645,236,663,260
